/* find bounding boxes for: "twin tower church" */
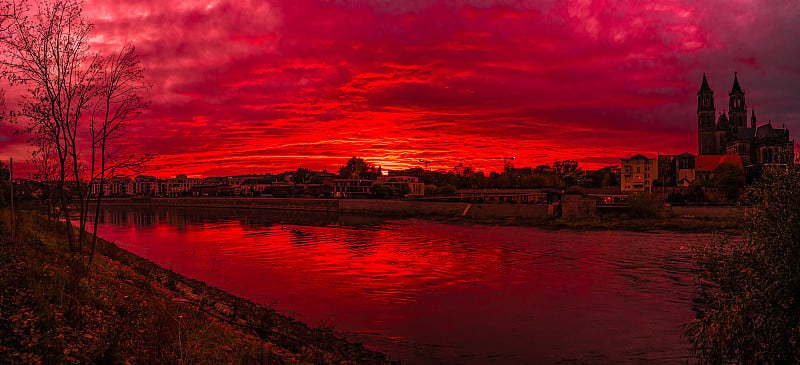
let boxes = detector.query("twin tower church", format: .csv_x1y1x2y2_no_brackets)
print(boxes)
697,72,794,167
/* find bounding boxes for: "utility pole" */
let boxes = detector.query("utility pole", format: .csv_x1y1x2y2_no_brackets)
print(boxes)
10,158,14,243
489,156,516,171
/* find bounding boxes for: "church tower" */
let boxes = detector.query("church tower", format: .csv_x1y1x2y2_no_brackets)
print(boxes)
728,72,747,128
698,73,717,154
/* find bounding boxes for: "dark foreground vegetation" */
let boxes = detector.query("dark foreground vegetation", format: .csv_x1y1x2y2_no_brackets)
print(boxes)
686,166,800,363
540,216,741,233
0,210,393,364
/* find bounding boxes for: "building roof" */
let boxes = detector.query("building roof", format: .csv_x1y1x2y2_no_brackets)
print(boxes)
716,112,729,130
698,72,712,94
678,152,695,158
695,154,744,172
628,154,651,160
755,122,780,140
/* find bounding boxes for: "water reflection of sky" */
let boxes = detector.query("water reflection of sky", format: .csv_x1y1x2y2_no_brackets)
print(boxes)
90,206,709,364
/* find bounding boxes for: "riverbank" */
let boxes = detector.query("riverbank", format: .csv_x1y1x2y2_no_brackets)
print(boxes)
88,197,743,233
0,210,394,364
422,215,741,233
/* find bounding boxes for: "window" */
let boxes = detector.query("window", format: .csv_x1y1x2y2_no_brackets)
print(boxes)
637,167,640,172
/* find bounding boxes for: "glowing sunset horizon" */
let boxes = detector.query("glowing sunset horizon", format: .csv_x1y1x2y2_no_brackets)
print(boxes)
2,0,800,178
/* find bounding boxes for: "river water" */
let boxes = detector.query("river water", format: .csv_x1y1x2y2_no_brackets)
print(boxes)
87,206,708,364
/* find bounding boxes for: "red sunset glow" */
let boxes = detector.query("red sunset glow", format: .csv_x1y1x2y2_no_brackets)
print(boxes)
2,0,800,177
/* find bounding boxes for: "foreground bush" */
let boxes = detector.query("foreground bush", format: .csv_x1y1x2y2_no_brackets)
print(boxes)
628,192,660,218
686,166,800,363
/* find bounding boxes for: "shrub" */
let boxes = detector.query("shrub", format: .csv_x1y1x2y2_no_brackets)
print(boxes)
439,184,457,196
713,161,746,202
686,166,800,363
684,181,708,204
369,183,390,199
424,184,440,197
627,192,660,218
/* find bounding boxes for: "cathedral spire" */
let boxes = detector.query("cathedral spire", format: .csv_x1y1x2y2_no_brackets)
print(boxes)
699,72,712,94
730,71,743,95
697,72,717,154
751,109,756,129
728,72,747,127
697,72,714,112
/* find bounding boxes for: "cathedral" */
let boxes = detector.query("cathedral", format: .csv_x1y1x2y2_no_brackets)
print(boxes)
697,72,795,167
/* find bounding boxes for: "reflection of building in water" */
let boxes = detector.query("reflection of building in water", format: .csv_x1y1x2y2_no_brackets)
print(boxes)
99,208,135,228
167,209,194,232
131,209,157,229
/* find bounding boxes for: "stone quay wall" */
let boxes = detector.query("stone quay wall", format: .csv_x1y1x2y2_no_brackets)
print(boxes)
96,197,743,220
98,197,550,219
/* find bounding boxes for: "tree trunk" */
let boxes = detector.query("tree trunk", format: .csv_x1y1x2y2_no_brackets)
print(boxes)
73,139,87,252
88,113,108,267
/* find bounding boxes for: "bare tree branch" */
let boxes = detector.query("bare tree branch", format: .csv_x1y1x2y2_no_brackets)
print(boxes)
1,0,151,262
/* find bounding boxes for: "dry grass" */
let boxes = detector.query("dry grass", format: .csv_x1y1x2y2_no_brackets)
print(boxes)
0,210,393,364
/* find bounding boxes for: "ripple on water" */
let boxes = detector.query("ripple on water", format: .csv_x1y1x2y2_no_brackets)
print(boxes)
88,206,709,364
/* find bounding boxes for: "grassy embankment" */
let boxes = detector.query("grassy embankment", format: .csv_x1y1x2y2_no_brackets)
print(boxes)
0,210,394,364
428,214,743,233
540,216,742,232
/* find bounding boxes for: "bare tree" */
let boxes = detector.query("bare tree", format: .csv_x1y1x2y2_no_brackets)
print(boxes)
29,134,63,222
1,0,99,252
1,0,151,262
86,44,150,265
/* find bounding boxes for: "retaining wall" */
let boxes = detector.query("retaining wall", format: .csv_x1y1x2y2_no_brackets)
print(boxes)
464,203,548,219
91,197,746,220
101,197,339,211
98,197,550,219
669,205,745,219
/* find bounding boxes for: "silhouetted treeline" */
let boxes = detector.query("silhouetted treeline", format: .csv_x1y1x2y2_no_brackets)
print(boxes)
385,162,620,190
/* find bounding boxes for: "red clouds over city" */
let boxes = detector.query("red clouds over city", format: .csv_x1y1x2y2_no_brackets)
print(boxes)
3,0,800,176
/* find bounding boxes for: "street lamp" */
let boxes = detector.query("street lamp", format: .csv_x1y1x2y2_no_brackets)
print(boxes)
418,159,431,171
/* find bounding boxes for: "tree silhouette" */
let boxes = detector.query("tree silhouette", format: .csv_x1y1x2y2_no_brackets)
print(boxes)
338,157,380,180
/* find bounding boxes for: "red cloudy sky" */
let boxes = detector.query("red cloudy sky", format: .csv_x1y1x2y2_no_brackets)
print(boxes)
3,0,800,177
